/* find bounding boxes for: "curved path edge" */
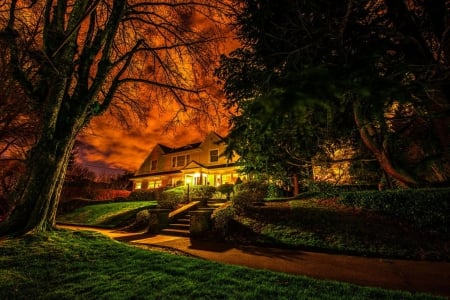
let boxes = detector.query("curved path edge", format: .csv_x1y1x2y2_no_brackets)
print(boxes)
58,225,450,298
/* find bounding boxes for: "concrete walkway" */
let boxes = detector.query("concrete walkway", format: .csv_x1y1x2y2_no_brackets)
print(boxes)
59,225,450,298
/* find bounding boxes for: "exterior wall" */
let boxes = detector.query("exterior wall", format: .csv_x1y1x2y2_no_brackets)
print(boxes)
130,132,241,190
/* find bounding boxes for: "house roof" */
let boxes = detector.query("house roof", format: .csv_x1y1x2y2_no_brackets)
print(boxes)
157,142,202,154
182,160,206,169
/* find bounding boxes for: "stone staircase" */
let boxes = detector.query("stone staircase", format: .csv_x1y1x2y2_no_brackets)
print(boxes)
160,214,191,237
160,198,228,237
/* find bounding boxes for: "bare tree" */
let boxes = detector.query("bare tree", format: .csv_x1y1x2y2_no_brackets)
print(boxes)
0,0,230,236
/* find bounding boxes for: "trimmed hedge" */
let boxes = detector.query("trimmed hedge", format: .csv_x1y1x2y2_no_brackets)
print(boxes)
189,185,216,199
160,187,186,210
127,188,164,202
339,188,450,233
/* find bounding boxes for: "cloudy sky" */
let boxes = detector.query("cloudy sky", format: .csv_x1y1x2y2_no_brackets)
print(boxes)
70,6,239,176
76,106,230,175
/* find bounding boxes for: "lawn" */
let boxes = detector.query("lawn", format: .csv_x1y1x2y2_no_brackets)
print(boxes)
57,201,158,228
0,230,441,299
228,198,450,261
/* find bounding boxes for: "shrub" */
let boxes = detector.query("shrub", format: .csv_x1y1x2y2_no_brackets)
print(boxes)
217,183,234,200
306,181,340,197
159,187,186,210
93,189,131,201
127,189,163,202
234,181,268,199
189,185,216,200
339,188,450,233
232,181,269,214
266,184,284,198
211,203,235,237
232,190,255,214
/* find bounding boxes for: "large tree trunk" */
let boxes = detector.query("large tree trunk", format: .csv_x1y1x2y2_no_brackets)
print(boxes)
0,131,76,236
353,100,419,188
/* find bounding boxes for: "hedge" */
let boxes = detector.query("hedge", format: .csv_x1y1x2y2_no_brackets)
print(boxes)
339,188,450,233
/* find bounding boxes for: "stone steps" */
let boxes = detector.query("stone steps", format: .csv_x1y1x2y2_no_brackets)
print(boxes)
161,199,229,237
159,227,190,237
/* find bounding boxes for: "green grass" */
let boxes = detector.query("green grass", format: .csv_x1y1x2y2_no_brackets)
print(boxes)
0,230,441,299
231,198,449,261
57,201,158,228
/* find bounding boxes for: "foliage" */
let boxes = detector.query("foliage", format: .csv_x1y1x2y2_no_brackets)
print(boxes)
128,189,163,202
0,0,231,235
56,201,157,228
233,181,268,214
230,198,449,261
189,185,216,200
234,181,268,195
0,231,434,299
217,0,450,188
211,204,235,237
339,188,450,234
216,183,234,199
305,181,341,198
160,187,186,210
266,184,285,198
93,189,131,201
232,190,255,215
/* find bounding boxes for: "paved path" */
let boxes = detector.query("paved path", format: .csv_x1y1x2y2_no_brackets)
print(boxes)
59,225,450,298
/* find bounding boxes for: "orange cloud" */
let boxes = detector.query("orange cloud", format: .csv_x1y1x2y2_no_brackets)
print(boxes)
77,105,229,174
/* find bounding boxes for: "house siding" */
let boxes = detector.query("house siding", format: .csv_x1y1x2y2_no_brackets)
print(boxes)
130,132,242,190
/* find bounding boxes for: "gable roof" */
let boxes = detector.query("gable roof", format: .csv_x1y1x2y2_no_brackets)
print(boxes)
182,160,205,169
157,142,202,154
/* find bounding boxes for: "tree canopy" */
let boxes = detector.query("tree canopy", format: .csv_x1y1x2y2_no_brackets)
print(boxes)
217,0,450,189
0,0,231,236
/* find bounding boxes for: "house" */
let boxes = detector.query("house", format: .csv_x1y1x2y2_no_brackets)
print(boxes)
130,132,242,190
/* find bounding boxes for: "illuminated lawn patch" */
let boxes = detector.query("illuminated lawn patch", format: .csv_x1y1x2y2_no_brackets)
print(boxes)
0,231,440,299
57,201,158,228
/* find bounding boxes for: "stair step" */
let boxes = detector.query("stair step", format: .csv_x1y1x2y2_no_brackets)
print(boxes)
169,223,190,230
176,218,190,223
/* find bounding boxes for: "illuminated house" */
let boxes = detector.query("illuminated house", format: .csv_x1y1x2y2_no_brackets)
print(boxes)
130,132,241,190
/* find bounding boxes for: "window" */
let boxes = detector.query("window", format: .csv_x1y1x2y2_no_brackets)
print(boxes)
172,155,190,167
135,182,142,190
210,149,219,162
151,160,157,171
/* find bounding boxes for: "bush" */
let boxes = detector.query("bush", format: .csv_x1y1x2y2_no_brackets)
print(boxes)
266,184,284,198
211,203,235,237
159,187,186,210
93,189,131,201
232,181,269,214
234,181,268,199
189,185,216,200
306,181,340,197
339,188,450,233
127,189,163,202
232,190,255,214
217,184,234,200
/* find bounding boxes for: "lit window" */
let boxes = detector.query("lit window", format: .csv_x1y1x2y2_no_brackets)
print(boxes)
135,182,142,190
151,160,157,171
210,149,219,162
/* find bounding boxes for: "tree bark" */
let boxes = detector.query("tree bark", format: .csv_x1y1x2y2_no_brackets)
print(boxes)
0,128,78,235
353,100,418,188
